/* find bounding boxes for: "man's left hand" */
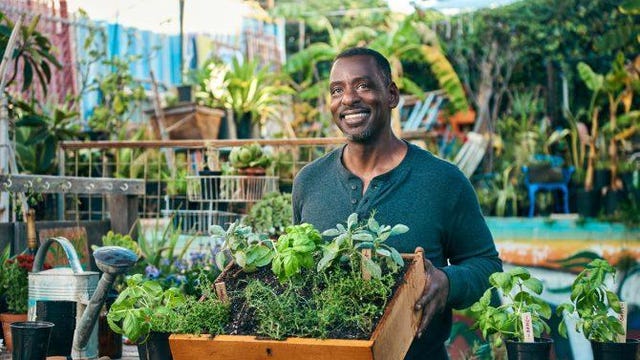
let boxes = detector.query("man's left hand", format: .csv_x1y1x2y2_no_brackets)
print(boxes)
414,258,449,339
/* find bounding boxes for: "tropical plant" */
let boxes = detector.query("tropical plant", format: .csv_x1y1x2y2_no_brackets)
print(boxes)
556,259,625,343
196,57,294,138
470,267,551,348
107,274,185,344
0,12,61,95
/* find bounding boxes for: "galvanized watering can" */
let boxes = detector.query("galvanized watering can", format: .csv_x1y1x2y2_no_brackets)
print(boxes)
28,236,137,359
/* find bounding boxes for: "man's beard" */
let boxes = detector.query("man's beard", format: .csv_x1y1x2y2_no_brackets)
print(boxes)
346,127,374,142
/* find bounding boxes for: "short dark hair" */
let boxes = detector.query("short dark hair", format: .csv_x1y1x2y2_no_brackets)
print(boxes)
334,47,392,86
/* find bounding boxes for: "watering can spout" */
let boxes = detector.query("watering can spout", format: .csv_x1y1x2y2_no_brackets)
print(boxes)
72,246,137,359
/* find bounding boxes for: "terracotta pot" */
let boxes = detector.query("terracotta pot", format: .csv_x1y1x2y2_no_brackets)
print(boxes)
238,167,266,176
0,312,28,351
169,251,426,360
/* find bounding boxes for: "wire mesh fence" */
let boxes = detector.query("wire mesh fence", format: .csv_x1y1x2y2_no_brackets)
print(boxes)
58,138,345,225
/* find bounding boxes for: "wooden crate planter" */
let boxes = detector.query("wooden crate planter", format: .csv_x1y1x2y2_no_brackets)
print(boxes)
169,251,426,360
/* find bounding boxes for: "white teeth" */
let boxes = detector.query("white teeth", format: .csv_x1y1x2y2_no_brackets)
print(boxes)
344,113,368,121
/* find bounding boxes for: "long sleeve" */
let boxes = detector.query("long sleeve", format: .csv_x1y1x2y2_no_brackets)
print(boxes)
441,178,502,309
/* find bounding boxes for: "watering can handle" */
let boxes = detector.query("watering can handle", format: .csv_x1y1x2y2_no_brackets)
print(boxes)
32,236,84,273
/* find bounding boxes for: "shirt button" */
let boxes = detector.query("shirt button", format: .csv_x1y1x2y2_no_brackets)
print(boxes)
351,199,357,204
351,184,357,190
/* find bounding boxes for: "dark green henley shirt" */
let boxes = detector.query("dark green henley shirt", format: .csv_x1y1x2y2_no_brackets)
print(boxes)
292,142,502,359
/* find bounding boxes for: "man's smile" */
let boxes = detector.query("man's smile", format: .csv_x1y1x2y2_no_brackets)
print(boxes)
341,111,370,126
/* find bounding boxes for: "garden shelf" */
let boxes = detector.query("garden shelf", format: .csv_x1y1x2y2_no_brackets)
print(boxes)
169,251,427,360
186,175,279,202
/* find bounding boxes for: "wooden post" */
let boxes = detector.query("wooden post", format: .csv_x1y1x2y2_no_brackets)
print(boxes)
107,194,139,238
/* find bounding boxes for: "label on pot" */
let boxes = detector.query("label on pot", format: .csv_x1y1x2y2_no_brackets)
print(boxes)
618,302,627,343
521,312,534,343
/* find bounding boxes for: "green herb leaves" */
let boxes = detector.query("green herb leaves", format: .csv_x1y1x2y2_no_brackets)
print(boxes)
319,213,407,279
107,274,186,344
211,212,408,283
470,267,551,347
556,259,625,342
272,223,322,281
211,222,274,272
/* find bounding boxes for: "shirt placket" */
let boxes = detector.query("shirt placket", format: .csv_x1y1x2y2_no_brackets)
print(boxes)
351,179,382,217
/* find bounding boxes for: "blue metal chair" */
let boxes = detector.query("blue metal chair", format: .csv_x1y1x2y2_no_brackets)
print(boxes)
522,155,575,217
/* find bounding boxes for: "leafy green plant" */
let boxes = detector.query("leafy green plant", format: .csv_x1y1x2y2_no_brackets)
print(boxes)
87,55,147,134
174,273,229,335
271,223,323,282
318,213,407,279
91,231,141,255
241,267,395,340
13,101,81,175
210,221,274,272
137,220,196,278
1,254,50,314
107,274,185,344
556,259,625,342
0,12,61,94
469,267,551,348
242,192,293,237
228,143,272,170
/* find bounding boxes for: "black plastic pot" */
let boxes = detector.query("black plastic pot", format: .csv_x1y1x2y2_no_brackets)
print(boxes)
10,321,55,360
591,339,639,360
577,188,600,218
138,331,173,360
505,338,553,360
603,189,625,215
177,85,193,102
594,169,612,191
99,291,122,358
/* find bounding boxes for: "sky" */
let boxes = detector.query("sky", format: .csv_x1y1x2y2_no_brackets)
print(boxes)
67,0,519,34
389,0,518,15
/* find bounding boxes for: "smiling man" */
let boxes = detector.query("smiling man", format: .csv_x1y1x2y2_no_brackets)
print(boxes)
291,47,502,359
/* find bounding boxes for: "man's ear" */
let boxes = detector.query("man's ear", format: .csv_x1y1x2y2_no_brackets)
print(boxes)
388,82,400,108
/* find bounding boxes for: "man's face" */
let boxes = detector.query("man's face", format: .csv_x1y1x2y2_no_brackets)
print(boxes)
329,55,399,143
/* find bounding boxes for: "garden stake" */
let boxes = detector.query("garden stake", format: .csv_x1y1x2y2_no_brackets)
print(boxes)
361,249,372,281
215,281,228,303
618,302,627,343
521,312,534,343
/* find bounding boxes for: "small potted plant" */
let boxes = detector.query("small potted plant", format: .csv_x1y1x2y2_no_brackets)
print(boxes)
469,267,553,360
107,274,186,360
0,253,48,352
557,259,639,360
228,142,272,175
